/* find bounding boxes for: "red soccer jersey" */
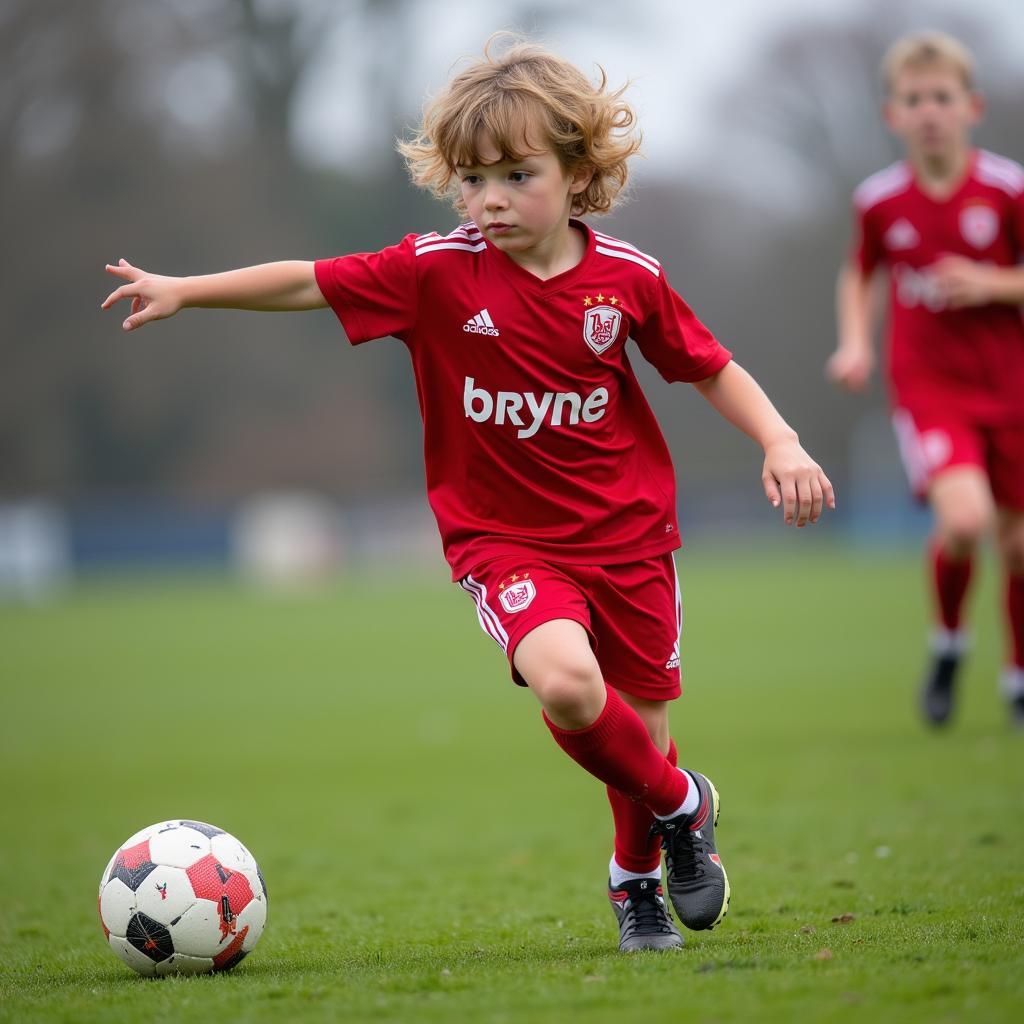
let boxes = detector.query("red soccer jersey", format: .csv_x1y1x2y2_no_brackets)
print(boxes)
315,220,731,580
852,148,1024,423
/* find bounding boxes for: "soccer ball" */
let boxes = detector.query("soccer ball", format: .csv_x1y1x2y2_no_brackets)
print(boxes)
97,820,267,976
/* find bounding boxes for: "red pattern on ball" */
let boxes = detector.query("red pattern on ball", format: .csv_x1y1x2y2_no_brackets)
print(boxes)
185,854,254,941
212,925,249,971
118,840,151,870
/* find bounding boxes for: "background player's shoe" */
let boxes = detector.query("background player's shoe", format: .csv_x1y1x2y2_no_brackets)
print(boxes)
920,653,961,725
1009,695,1024,728
607,878,683,952
652,770,729,931
999,667,1024,728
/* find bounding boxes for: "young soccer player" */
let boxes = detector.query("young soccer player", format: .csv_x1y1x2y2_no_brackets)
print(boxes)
828,32,1024,727
103,39,834,951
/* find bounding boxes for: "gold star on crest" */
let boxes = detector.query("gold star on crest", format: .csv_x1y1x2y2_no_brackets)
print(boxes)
609,295,620,306
596,292,605,303
583,296,593,306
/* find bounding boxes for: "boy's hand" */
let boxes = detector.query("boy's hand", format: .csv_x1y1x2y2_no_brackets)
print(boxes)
762,439,835,527
101,259,185,330
826,345,874,391
931,255,994,308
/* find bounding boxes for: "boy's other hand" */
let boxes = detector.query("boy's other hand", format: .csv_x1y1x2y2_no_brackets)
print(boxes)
825,346,874,392
101,259,184,330
931,255,993,308
762,440,835,528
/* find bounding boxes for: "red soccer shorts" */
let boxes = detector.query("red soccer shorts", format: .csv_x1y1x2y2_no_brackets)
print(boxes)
892,407,1024,509
458,552,683,701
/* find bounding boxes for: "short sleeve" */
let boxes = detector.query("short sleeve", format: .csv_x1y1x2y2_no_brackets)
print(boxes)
314,234,418,345
851,202,884,277
632,271,732,383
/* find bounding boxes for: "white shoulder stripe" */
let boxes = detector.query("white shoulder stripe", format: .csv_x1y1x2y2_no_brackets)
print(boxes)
595,245,661,276
853,162,911,210
593,232,661,268
976,150,1024,196
415,241,487,257
415,226,483,248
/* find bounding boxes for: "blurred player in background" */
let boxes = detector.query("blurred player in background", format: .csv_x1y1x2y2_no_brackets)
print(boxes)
828,31,1024,726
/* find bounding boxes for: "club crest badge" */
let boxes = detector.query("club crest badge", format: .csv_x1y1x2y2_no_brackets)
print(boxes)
959,202,998,249
582,294,623,355
498,572,536,614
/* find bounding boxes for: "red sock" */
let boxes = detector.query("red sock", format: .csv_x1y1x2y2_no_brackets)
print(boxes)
607,738,678,873
1007,574,1024,668
931,540,973,631
543,685,687,816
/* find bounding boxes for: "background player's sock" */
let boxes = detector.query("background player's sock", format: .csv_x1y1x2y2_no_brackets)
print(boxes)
931,540,973,633
1006,572,1024,672
653,769,700,820
606,738,679,874
930,626,970,656
543,685,688,816
608,856,661,888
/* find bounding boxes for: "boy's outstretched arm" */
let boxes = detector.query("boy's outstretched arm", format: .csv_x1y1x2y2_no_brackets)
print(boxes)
101,259,326,331
692,361,835,528
826,261,877,391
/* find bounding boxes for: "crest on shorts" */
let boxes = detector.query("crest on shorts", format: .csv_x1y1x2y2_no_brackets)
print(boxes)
959,201,998,249
498,572,536,613
582,294,623,354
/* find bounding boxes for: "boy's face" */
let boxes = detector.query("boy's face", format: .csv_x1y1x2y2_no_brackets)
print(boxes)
456,133,591,255
884,66,982,160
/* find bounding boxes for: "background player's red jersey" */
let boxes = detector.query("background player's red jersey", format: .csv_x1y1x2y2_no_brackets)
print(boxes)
315,221,731,579
852,149,1024,423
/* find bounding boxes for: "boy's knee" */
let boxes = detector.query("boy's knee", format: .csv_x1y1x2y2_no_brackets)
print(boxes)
527,659,605,723
938,510,989,554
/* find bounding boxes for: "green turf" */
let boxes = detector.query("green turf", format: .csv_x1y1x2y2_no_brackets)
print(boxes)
1,544,1022,1023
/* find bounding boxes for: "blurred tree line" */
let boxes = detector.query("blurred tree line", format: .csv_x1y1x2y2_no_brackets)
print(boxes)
1,0,1021,510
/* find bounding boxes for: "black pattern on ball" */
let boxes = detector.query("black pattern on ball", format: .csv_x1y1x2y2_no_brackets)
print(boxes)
178,820,225,839
109,857,157,892
125,912,174,963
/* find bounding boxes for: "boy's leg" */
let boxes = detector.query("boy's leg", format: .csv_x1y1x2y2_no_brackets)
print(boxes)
996,508,1024,724
582,555,729,933
606,695,674,880
516,621,694,951
921,467,993,724
514,619,690,815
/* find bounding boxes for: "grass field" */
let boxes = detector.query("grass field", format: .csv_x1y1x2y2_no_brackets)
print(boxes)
1,543,1022,1023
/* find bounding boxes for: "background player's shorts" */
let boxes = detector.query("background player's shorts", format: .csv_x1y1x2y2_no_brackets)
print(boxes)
458,553,683,702
892,407,1024,509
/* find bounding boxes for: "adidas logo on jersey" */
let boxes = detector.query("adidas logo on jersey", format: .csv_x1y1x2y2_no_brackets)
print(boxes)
463,308,500,336
884,218,920,250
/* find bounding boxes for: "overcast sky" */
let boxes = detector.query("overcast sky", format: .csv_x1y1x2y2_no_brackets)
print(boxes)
293,0,1024,180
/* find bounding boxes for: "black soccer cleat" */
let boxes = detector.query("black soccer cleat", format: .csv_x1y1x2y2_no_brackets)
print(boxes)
1010,695,1024,729
920,653,962,726
651,770,730,931
607,877,684,952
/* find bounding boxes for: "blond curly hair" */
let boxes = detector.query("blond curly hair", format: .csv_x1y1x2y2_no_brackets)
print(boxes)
398,35,641,216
